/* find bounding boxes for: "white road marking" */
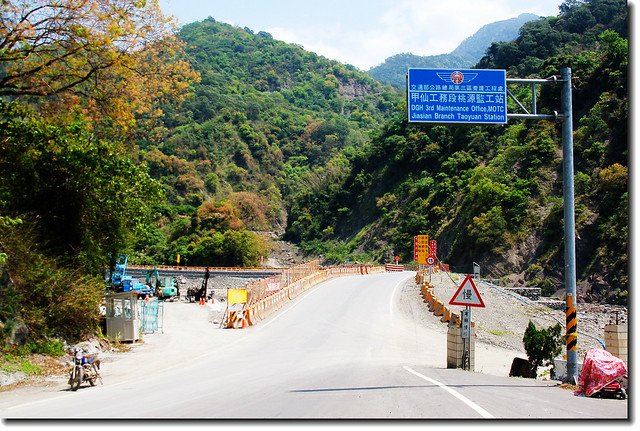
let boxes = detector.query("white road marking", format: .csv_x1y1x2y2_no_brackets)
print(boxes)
403,366,495,418
389,273,416,317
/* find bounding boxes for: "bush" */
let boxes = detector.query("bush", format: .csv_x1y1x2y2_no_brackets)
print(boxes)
16,339,66,357
523,321,563,372
0,222,105,347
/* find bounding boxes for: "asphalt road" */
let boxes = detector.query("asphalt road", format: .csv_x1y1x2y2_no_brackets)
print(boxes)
0,272,629,420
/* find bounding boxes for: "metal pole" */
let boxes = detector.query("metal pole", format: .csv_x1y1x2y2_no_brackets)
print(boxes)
466,307,472,371
561,67,578,384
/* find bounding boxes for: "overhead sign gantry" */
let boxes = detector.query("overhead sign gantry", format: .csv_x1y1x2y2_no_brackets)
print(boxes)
407,67,578,384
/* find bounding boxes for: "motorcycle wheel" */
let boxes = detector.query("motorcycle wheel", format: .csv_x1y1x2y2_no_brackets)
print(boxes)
72,367,83,391
620,388,627,400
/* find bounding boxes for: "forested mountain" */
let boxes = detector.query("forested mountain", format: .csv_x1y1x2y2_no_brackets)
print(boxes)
285,0,628,304
368,13,540,88
131,18,401,266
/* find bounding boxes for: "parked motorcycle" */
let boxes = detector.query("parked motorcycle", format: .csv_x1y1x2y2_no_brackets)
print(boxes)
574,348,627,400
68,348,102,391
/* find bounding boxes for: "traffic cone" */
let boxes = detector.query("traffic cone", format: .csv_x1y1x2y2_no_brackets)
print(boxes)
199,296,204,305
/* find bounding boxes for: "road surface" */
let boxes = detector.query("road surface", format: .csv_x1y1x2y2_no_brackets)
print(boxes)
0,272,629,420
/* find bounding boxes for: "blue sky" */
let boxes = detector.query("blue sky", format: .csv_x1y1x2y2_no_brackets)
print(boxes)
159,0,565,70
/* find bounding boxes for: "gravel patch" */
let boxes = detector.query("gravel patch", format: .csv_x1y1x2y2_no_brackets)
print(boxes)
401,271,628,363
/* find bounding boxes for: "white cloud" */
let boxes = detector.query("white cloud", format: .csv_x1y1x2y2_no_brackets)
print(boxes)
241,0,563,70
380,0,512,54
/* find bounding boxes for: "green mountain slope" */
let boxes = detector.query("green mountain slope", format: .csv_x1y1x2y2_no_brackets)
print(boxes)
286,0,628,304
132,18,401,265
368,13,541,88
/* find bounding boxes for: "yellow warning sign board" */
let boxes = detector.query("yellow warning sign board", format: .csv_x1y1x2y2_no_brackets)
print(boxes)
228,289,248,305
414,235,429,264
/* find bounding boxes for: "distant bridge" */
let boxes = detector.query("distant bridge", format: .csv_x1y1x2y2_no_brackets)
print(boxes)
126,265,282,280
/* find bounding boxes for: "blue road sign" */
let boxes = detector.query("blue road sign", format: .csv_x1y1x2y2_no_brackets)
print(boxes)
407,68,507,125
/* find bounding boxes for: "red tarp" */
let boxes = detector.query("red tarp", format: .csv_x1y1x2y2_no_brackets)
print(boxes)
574,348,627,397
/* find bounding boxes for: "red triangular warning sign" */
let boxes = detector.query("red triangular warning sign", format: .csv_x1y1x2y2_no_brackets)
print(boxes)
449,274,485,307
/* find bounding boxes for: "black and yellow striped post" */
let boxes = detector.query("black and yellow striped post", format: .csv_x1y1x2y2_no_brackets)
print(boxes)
565,294,578,383
566,294,578,354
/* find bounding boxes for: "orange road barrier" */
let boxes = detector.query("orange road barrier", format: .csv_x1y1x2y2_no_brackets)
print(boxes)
384,263,404,272
246,308,256,326
254,301,263,320
428,294,437,311
226,310,236,329
433,299,444,316
426,289,434,306
440,306,452,323
230,310,249,329
239,312,249,329
220,261,383,329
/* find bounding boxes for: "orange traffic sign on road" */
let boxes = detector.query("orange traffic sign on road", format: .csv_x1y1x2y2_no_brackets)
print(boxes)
449,274,485,307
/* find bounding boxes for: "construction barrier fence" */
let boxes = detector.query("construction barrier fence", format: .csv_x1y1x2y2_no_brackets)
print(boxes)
140,299,164,334
224,262,385,329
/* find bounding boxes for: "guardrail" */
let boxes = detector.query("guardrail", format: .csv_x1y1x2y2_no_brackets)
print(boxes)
225,262,385,329
128,264,285,273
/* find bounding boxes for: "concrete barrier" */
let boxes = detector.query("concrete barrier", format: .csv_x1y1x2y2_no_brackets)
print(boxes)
605,323,628,364
447,321,475,371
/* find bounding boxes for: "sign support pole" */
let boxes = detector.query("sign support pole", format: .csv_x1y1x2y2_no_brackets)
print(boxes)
465,306,471,371
460,306,471,371
508,68,578,384
561,68,578,384
409,68,577,383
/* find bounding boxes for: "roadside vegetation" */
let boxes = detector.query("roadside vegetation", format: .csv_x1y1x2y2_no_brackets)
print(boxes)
0,0,628,353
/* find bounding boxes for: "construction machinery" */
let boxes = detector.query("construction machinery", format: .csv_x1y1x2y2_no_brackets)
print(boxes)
110,254,154,298
145,266,179,301
186,267,210,303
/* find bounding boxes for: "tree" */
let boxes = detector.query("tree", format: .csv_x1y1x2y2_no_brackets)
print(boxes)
0,100,162,274
0,0,198,131
523,321,563,375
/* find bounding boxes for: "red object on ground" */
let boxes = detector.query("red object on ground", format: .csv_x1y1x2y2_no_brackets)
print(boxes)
574,348,627,397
